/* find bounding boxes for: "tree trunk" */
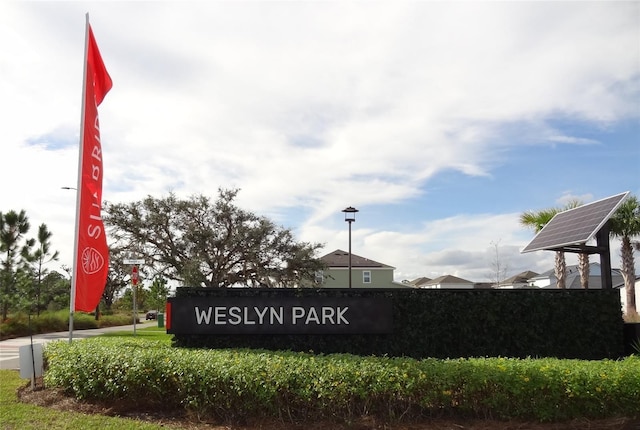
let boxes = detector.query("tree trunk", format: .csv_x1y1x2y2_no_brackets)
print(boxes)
555,251,566,289
621,236,638,316
578,253,589,289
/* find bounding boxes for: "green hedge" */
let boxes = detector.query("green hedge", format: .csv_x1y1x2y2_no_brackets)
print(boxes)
43,337,640,423
0,311,138,340
172,288,625,359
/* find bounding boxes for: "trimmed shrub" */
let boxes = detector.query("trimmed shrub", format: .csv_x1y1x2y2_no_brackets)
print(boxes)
43,337,640,423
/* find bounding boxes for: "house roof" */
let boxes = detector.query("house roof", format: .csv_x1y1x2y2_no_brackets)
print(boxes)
529,263,622,281
320,249,394,269
408,277,432,287
424,274,474,285
501,270,539,285
614,275,640,289
530,262,625,289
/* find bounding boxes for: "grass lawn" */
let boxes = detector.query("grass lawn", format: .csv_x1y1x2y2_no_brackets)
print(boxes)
0,327,182,430
100,325,172,340
0,369,169,430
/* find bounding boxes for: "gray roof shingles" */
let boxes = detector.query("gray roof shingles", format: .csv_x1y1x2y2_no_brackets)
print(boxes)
320,249,394,269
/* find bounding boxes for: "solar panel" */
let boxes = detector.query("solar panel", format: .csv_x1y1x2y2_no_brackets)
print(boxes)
521,192,629,253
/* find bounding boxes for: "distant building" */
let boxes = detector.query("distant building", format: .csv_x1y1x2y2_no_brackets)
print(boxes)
406,277,431,288
527,263,623,289
494,270,540,289
313,249,408,288
419,275,474,289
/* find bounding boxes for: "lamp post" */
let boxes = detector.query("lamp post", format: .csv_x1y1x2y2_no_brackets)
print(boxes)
342,206,359,288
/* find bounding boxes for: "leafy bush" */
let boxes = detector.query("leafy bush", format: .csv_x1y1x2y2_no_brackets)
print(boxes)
44,338,640,424
33,312,72,332
97,313,136,328
0,310,136,340
0,314,30,338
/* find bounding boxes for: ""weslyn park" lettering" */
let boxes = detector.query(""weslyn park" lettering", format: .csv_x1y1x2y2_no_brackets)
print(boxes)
195,306,349,326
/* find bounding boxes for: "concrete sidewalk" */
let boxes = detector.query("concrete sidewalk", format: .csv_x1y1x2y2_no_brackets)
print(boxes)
0,320,160,371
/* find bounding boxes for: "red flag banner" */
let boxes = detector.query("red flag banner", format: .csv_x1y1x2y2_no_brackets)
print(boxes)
73,24,112,312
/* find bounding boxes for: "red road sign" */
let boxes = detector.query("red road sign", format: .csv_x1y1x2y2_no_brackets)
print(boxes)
132,265,139,285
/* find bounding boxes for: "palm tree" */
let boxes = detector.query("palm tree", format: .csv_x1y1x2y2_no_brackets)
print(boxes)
563,200,590,289
521,200,592,290
520,207,567,289
609,195,640,317
577,252,589,289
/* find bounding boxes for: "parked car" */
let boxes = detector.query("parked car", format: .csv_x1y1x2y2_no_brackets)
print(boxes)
146,310,158,320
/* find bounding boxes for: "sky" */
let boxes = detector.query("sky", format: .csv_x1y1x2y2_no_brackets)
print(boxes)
1,1,639,285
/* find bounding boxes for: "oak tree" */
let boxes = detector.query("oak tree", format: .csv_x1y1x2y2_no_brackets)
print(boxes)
103,189,325,288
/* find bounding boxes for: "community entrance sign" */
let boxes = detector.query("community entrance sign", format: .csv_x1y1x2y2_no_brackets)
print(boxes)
167,296,393,335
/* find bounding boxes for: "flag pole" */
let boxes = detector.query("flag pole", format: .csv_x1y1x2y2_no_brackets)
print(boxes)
69,13,90,343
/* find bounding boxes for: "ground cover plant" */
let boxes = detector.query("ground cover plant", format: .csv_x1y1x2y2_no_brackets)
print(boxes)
42,336,640,426
0,310,135,340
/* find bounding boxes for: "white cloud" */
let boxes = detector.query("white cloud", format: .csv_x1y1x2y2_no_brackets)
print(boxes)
556,192,595,207
1,2,637,282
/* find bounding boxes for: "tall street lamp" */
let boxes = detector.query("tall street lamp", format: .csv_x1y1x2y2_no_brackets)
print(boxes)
342,206,359,288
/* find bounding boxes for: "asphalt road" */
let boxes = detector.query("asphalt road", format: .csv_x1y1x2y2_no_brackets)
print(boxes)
0,320,159,371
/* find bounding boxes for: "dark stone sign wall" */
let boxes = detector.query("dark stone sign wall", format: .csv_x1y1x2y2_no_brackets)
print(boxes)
167,287,626,360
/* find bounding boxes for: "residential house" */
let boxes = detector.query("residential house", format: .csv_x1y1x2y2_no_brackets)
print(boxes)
494,270,540,289
406,277,431,288
314,249,407,288
525,263,638,314
420,274,474,289
527,263,623,289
